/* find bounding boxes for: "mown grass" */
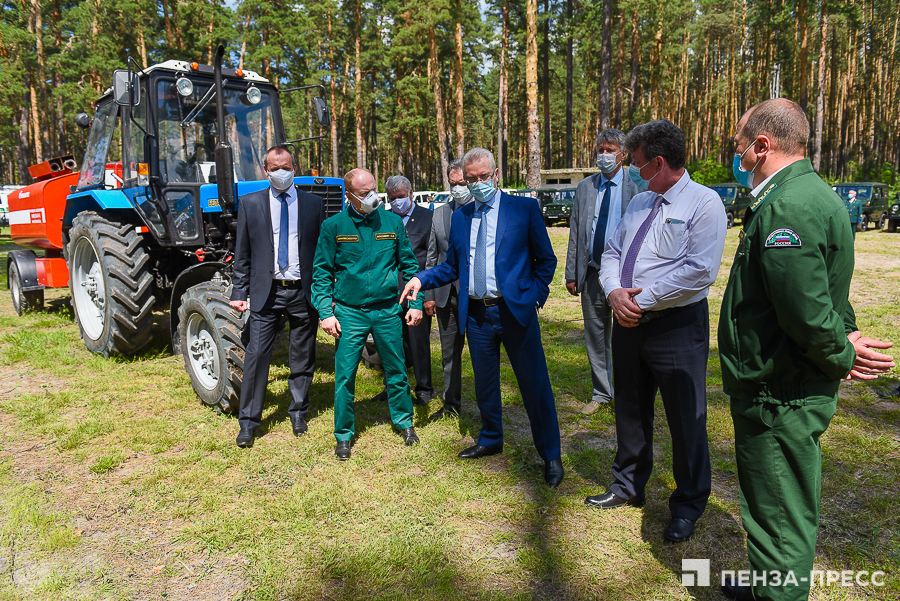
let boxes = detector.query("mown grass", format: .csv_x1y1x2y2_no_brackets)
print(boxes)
0,226,897,600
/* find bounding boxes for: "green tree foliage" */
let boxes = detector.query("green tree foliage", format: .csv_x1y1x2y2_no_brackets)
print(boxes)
1,0,899,189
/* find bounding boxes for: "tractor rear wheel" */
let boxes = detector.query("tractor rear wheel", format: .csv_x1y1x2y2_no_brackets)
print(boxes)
68,212,156,357
8,258,43,315
177,282,247,413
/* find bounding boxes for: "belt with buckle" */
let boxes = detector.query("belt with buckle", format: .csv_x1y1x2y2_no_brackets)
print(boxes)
470,296,502,307
637,300,700,324
274,279,301,288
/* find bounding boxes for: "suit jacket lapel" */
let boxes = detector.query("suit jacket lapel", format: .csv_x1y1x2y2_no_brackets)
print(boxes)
496,192,511,252
583,174,600,244
293,186,303,248
262,188,274,249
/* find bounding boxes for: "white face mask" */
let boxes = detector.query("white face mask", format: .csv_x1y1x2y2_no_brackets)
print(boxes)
596,152,621,174
349,189,381,214
391,196,412,215
450,185,472,205
267,168,294,191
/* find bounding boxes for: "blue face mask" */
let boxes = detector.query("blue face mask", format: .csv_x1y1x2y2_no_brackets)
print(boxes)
732,144,760,189
390,196,412,215
627,160,657,189
469,179,496,203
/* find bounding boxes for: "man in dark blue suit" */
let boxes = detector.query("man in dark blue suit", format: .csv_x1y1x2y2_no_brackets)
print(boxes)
229,146,325,448
401,148,563,487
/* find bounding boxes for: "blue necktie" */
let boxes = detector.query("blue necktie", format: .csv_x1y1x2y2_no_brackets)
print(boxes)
592,181,611,265
277,192,289,271
473,203,490,297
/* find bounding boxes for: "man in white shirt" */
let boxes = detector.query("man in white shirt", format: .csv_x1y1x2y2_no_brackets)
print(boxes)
587,120,727,546
565,129,640,415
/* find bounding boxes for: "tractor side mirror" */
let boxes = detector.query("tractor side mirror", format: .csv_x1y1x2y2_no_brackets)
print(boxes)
74,113,93,129
314,96,331,128
112,69,141,106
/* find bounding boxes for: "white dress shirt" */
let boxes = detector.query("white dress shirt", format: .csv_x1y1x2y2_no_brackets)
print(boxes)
468,188,502,298
269,185,302,280
600,170,726,311
588,168,625,268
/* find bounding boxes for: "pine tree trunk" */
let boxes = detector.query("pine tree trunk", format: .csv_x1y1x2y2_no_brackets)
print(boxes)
628,10,639,122
565,0,573,166
798,0,809,111
18,98,31,178
328,11,339,177
500,0,509,182
454,12,465,157
430,27,450,190
161,0,174,48
53,0,66,155
355,0,366,168
615,1,624,129
598,0,612,131
813,3,828,172
526,0,541,188
542,0,551,167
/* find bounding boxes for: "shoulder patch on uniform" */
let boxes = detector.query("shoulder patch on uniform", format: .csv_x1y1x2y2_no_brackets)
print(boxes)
375,232,397,240
336,235,359,243
749,182,777,211
764,228,801,248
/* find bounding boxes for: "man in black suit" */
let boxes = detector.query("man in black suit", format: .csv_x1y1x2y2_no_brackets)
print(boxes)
425,158,472,419
229,146,325,447
373,175,435,406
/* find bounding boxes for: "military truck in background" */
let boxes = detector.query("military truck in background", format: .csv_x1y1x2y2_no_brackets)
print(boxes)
832,182,890,231
886,194,900,232
708,183,751,229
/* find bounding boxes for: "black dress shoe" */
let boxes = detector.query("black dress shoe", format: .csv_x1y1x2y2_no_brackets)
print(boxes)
721,577,754,600
663,517,695,543
413,394,432,407
544,459,564,487
458,444,503,459
584,490,645,509
335,441,351,460
290,414,308,436
371,389,388,402
429,406,460,420
236,426,255,448
402,427,420,446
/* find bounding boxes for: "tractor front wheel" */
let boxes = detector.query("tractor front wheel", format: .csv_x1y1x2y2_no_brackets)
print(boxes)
177,282,247,413
68,212,156,357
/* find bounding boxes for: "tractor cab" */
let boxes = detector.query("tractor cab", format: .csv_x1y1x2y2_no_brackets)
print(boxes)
73,60,285,247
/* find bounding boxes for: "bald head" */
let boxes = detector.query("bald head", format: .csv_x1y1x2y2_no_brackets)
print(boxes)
738,98,809,156
343,168,376,200
264,146,295,170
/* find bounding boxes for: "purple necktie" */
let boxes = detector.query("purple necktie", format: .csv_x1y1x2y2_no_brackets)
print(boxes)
620,194,665,289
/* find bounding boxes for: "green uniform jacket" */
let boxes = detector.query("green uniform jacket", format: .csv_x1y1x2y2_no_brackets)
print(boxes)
844,196,863,223
312,206,423,319
718,159,858,404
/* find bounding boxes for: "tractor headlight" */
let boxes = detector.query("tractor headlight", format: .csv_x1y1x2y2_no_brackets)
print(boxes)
246,86,262,105
176,77,194,97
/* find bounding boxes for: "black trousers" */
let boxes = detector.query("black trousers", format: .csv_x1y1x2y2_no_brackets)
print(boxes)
400,306,434,399
609,299,711,521
435,287,465,411
239,282,317,429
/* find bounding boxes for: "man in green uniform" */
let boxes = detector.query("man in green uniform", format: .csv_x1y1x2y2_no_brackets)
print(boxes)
719,98,895,601
844,189,862,240
312,168,424,460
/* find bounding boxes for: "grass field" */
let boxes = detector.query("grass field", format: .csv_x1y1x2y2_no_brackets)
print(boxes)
0,223,898,600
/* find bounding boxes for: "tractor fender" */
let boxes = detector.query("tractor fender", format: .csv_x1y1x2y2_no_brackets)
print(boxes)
7,250,43,292
170,262,230,355
63,189,133,227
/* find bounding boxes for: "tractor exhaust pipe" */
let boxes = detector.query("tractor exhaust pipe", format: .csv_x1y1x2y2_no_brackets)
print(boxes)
213,45,235,217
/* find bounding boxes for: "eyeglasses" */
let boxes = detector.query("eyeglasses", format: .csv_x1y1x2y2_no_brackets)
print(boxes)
465,171,496,185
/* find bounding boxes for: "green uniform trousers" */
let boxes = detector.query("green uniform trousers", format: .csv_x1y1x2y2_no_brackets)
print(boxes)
730,395,837,601
333,300,413,441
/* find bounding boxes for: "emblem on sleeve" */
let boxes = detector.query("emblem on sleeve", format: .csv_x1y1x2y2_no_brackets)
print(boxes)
764,228,801,247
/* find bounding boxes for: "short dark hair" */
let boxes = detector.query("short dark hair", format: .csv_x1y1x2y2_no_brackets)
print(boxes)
264,145,295,169
595,129,626,152
740,98,809,155
625,120,687,170
448,158,464,178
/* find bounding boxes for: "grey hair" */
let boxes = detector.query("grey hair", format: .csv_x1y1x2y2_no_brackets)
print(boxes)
462,147,497,171
740,98,810,155
385,175,412,197
595,129,626,152
448,158,464,178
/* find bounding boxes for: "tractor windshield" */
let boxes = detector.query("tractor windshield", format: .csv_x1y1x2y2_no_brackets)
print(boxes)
77,102,119,189
156,79,277,185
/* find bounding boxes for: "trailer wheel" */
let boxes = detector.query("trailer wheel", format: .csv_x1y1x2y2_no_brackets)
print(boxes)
8,258,43,315
68,212,156,357
178,282,246,413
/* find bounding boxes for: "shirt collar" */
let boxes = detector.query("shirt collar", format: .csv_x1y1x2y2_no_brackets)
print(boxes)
750,164,790,197
270,185,297,201
657,169,691,204
600,168,623,187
